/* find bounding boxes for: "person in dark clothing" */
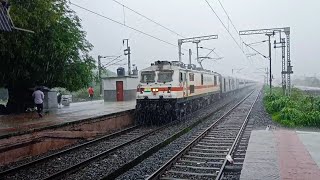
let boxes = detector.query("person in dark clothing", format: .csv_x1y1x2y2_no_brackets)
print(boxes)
57,91,62,108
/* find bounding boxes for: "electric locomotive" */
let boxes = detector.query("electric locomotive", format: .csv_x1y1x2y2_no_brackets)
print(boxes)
135,60,252,125
136,60,223,124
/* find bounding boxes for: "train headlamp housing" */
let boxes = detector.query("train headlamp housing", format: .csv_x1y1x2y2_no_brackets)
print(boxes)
167,87,171,93
140,88,144,94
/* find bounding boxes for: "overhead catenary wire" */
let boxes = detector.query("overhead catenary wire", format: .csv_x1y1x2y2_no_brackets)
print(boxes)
204,0,245,54
243,42,268,59
200,46,221,59
216,0,272,72
104,58,126,68
112,0,186,38
217,0,244,44
102,55,123,67
70,2,185,50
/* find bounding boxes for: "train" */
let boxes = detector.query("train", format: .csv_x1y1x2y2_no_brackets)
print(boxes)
135,60,253,125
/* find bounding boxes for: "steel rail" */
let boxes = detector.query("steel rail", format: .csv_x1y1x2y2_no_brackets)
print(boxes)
100,93,240,180
1,88,255,180
146,89,256,180
0,125,139,177
215,89,261,179
57,91,242,180
43,123,174,180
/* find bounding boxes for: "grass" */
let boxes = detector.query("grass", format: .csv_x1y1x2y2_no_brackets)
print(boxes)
264,86,320,128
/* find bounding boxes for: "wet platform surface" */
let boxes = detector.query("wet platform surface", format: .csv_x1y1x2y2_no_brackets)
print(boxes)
241,129,320,180
0,100,136,137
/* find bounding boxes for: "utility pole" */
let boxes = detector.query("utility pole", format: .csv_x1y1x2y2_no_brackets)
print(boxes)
195,41,200,63
123,39,131,76
97,55,107,96
266,33,273,93
266,68,269,86
274,36,286,95
178,34,218,62
284,27,293,95
239,27,292,94
188,49,192,65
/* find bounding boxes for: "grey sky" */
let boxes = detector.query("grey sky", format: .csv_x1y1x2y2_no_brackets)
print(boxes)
71,0,320,83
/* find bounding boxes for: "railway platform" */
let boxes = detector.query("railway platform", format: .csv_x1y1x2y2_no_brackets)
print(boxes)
0,100,136,138
240,129,320,180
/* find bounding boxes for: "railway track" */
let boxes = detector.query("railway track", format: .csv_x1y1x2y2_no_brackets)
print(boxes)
0,95,232,180
0,88,255,180
146,89,260,180
0,125,167,180
101,88,256,179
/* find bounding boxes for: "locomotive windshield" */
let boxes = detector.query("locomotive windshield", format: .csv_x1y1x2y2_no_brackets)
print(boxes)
141,71,155,83
157,71,173,83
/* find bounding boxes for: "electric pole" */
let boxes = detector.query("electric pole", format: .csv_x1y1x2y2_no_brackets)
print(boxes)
123,39,131,76
266,68,269,86
266,33,273,93
239,27,292,94
195,41,200,63
274,36,286,95
97,55,106,96
188,49,192,65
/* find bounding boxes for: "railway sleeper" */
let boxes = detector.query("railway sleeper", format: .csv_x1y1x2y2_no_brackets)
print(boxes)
188,151,228,157
196,144,232,149
192,147,229,153
172,164,220,173
177,160,222,168
163,170,217,179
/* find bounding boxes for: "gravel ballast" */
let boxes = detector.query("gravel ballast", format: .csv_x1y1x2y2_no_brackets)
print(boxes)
116,89,256,180
251,90,280,130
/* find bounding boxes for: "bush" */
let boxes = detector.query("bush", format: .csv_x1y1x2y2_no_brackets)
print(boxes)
280,107,302,121
302,111,320,127
265,96,292,114
263,86,320,128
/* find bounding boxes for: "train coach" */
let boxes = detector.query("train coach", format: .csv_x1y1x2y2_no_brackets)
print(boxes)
135,60,252,125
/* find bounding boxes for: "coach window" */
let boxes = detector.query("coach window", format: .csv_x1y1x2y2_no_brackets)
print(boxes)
179,72,183,82
189,73,194,81
201,74,204,85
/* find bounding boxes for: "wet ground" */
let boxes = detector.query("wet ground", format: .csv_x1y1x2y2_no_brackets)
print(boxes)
241,89,320,180
241,129,320,180
0,100,136,136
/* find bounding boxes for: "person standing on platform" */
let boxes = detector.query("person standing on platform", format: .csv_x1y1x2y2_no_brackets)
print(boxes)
32,87,44,118
88,86,94,101
57,91,62,108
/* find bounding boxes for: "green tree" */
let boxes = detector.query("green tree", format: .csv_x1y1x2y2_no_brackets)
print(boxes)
0,0,95,113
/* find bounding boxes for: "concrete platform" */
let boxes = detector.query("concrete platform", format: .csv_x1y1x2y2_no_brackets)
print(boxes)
240,129,320,180
0,100,136,137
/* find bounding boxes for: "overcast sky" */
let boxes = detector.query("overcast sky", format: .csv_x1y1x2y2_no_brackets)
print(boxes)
71,0,320,83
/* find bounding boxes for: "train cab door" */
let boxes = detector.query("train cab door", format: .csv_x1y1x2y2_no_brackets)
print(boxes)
180,72,188,97
184,73,188,97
